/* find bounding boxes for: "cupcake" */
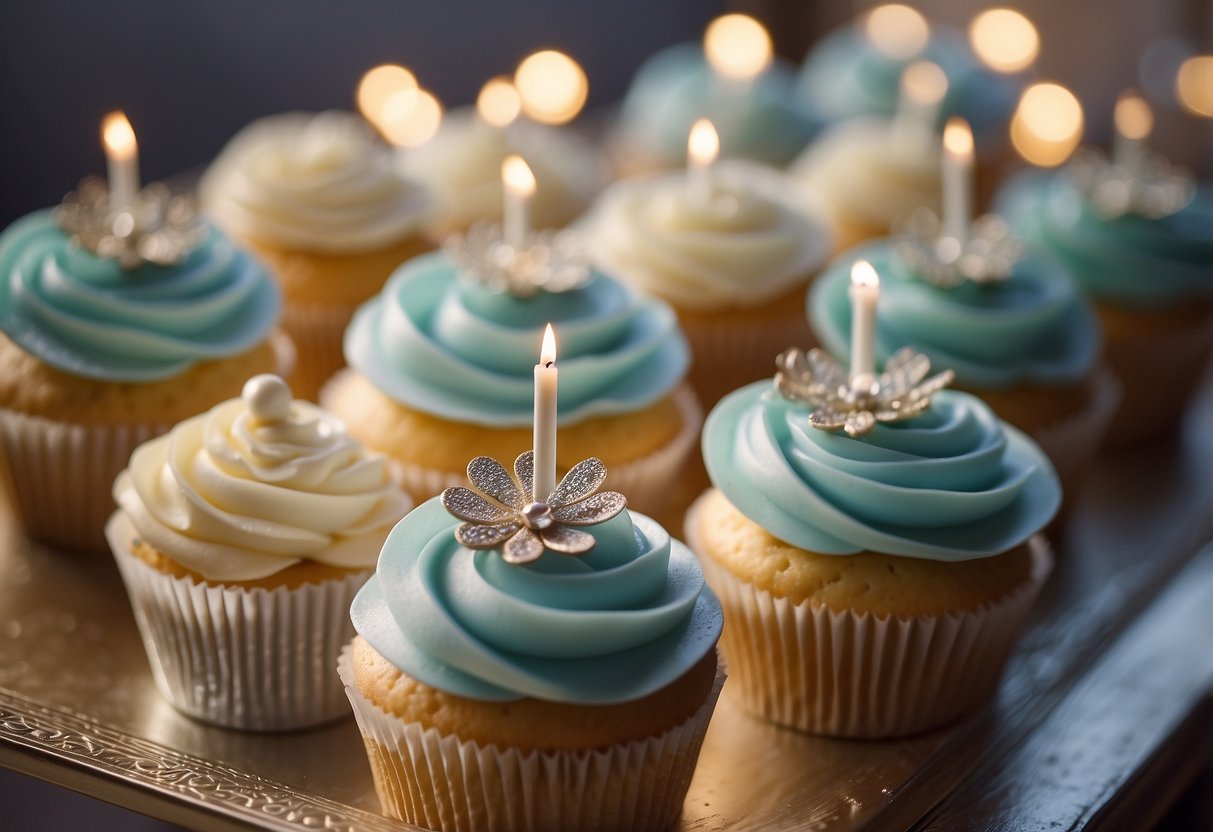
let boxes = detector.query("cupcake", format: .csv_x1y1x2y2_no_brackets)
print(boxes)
200,111,433,399
400,108,606,237
107,374,411,730
611,42,819,174
323,249,700,516
583,159,834,409
340,450,724,831
0,195,288,553
688,351,1059,737
998,166,1213,446
809,234,1118,516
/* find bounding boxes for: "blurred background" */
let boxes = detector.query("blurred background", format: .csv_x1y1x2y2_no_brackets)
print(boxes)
1,0,1210,225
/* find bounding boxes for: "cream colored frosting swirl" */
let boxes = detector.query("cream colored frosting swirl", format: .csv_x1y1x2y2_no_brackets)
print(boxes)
790,116,941,231
584,160,833,310
199,111,431,253
114,375,412,581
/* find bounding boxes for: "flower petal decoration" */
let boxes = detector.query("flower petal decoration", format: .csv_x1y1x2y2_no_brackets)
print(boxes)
775,346,954,438
445,222,591,299
441,450,628,566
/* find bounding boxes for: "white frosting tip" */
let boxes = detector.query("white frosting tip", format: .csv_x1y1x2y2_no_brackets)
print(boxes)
243,374,293,423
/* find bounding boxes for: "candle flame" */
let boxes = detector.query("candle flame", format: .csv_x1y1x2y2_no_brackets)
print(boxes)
688,119,720,168
902,61,948,107
515,50,588,125
502,154,537,198
851,260,880,289
477,76,521,128
1010,81,1084,167
357,64,417,126
540,323,557,366
1114,91,1153,141
865,5,929,60
704,13,773,81
1176,55,1213,118
102,111,137,161
943,117,974,158
969,8,1039,74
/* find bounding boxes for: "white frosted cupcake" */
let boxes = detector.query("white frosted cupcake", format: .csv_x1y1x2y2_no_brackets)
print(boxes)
107,374,412,730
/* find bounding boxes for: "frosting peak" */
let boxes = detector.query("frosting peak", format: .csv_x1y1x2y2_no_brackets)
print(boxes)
200,111,431,253
114,375,412,581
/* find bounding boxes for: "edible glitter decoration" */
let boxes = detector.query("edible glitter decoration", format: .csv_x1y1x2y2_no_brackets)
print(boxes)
445,222,591,298
54,177,205,269
441,450,627,565
894,207,1022,288
1066,148,1195,220
775,346,954,438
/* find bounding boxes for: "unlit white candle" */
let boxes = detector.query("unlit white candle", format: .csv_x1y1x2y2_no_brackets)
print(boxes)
942,117,974,244
533,323,558,503
502,154,536,249
849,260,880,386
102,111,140,214
686,118,719,205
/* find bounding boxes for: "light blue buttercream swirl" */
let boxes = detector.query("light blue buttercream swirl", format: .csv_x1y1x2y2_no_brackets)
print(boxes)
797,25,1020,151
618,44,821,167
0,209,281,382
351,497,722,703
809,242,1100,390
703,383,1059,560
997,171,1213,308
344,251,690,426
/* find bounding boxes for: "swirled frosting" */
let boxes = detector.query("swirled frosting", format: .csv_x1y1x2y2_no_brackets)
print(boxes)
797,25,1020,152
114,375,412,581
344,251,690,426
0,210,280,382
583,160,833,310
616,44,820,167
400,109,605,232
997,171,1213,307
790,117,940,232
351,497,722,702
809,242,1100,389
199,111,431,253
703,383,1060,560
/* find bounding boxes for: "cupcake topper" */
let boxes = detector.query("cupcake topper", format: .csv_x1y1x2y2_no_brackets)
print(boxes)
1066,91,1194,220
55,113,203,270
442,451,627,565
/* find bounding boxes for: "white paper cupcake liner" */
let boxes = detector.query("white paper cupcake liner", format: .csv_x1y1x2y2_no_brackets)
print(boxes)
321,374,703,517
280,301,357,402
337,644,725,832
684,496,1052,738
107,511,368,732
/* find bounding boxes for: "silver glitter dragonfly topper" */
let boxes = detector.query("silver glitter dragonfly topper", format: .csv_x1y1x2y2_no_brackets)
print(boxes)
445,222,591,299
894,207,1022,289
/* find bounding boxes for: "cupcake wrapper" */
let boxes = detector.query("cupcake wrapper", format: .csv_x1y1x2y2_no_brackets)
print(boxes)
685,499,1052,738
106,512,367,732
324,376,703,518
280,301,357,402
337,644,725,832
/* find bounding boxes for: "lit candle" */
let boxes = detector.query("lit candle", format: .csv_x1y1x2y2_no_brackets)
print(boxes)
102,111,139,214
1113,90,1153,175
533,323,558,503
477,76,521,129
942,117,974,244
502,154,536,249
849,260,880,387
704,13,773,84
687,118,720,205
893,60,948,149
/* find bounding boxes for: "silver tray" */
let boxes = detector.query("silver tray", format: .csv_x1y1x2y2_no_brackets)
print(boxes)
2,378,1212,831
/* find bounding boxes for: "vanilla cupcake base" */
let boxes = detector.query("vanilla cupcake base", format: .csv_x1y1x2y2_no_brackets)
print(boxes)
281,300,358,401
337,644,725,832
107,512,366,731
685,496,1052,738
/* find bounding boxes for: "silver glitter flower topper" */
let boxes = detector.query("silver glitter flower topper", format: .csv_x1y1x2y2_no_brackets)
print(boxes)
54,177,205,270
1066,148,1195,220
445,222,591,299
894,207,1022,289
775,346,954,438
441,450,627,565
